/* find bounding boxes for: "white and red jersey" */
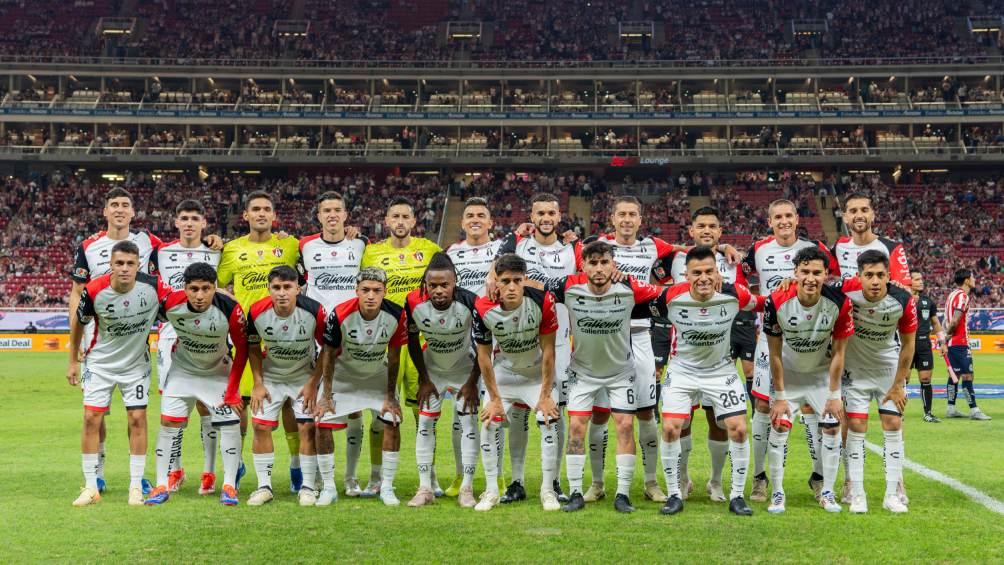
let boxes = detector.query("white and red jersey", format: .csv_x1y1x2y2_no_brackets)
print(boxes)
832,235,911,286
545,274,663,380
473,287,559,376
160,291,247,401
247,295,326,382
323,298,408,378
661,282,764,378
514,236,580,346
838,278,918,372
405,287,479,378
583,233,676,328
71,230,162,283
742,236,838,294
151,241,221,290
672,248,755,327
762,285,854,375
296,233,367,313
944,289,970,347
447,233,517,296
76,272,171,377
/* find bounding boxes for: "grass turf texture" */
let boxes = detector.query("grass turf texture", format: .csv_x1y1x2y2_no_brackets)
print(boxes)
2,352,1003,563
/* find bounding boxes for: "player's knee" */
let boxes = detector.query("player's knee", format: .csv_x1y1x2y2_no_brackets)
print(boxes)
82,411,104,431
821,427,839,436
590,411,610,425
252,422,275,435
755,399,770,413
160,418,185,428
728,423,747,442
126,409,146,427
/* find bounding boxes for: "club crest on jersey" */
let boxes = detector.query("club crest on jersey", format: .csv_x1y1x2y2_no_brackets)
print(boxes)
513,315,520,324
413,251,425,262
272,249,283,258
194,319,201,326
699,308,708,316
123,300,130,308
806,313,813,320
282,324,289,332
439,318,446,325
367,328,373,335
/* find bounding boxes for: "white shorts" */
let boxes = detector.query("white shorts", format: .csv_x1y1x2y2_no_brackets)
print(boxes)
555,342,571,405
82,364,151,411
843,365,901,419
250,375,312,428
566,369,635,415
156,323,177,387
416,375,478,416
776,371,833,425
662,370,747,422
588,328,658,413
750,333,773,402
489,365,559,424
327,371,398,422
161,371,240,425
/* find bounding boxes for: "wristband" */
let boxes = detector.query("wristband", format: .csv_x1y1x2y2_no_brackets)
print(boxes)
828,389,842,401
774,390,787,401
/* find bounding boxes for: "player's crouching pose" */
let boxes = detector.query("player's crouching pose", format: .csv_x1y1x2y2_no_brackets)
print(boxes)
304,267,410,506
473,254,562,512
145,263,247,506
838,251,917,514
404,254,482,508
658,246,765,517
67,241,171,507
764,247,854,514
246,266,327,507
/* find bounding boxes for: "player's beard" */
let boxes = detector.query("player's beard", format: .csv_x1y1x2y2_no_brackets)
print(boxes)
534,222,555,237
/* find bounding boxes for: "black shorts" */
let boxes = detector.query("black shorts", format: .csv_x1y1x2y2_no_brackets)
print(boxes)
730,324,756,363
651,322,671,367
912,346,934,371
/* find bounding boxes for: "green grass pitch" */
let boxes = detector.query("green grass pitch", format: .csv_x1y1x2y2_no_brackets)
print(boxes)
2,352,1003,563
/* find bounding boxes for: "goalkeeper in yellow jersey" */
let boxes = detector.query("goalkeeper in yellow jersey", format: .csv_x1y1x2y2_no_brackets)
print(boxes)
216,190,302,492
358,196,442,496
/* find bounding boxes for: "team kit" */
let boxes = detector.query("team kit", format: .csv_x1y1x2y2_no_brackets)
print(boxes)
65,187,988,516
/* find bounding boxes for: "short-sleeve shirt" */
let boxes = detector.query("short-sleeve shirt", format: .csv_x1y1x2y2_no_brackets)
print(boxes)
472,287,558,377
152,241,221,290
405,287,479,378
217,234,300,311
247,294,325,382
71,230,162,283
323,297,409,379
360,237,442,307
762,284,854,376
838,278,918,373
297,233,367,313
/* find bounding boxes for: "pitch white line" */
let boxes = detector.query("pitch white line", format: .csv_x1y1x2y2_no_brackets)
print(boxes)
864,440,1004,515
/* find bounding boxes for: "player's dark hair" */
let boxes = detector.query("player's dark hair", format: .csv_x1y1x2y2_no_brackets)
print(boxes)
421,252,457,294
530,193,560,206
463,197,491,214
793,246,830,269
104,187,133,204
954,268,973,286
610,195,642,214
843,192,872,208
387,196,415,215
856,249,889,271
244,190,273,209
267,265,299,283
317,191,345,208
110,240,140,257
684,245,716,266
175,198,206,216
581,240,614,261
768,199,797,215
691,206,722,221
183,262,217,285
494,253,527,276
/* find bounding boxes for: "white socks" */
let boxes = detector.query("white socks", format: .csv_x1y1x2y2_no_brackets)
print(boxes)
82,453,99,489
129,454,146,490
459,413,479,489
708,439,729,484
638,417,660,482
451,411,464,478
678,434,693,486
802,414,822,477
751,411,771,477
661,439,681,497
368,417,385,484
508,407,529,485
344,417,363,482
539,421,558,494
318,452,335,490
380,450,399,492
155,425,184,487
847,430,866,496
616,454,636,497
253,452,274,489
218,424,241,488
416,413,438,489
883,430,904,497
201,417,217,474
821,433,841,494
554,415,566,483
566,453,586,495
300,454,318,492
767,428,789,494
588,420,607,485
481,421,501,495
97,442,106,480
728,439,750,500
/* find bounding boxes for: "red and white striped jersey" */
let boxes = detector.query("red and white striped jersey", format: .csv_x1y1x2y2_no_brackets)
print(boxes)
832,236,911,286
944,289,970,347
544,274,663,380
324,298,408,379
661,282,764,378
247,295,326,382
76,272,171,377
160,291,247,402
763,284,854,375
405,287,479,378
152,241,221,290
838,278,918,373
296,233,367,313
473,287,559,376
71,230,162,283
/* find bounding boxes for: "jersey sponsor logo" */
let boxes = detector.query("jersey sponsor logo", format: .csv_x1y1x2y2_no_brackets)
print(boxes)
575,316,622,333
680,329,728,346
168,272,185,287
267,345,311,360
426,336,467,354
312,272,356,290
455,267,487,288
498,337,539,354
105,320,152,336
177,336,221,353
787,336,830,353
241,270,269,288
854,326,892,341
